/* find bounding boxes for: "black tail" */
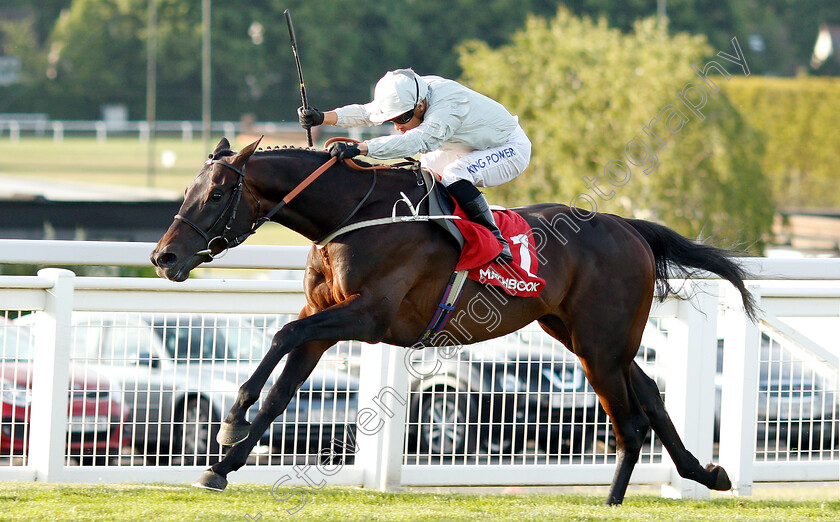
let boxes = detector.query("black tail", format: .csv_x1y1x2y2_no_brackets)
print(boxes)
625,218,759,322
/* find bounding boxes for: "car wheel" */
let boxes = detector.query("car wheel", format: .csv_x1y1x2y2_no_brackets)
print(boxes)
415,388,474,456
174,397,220,466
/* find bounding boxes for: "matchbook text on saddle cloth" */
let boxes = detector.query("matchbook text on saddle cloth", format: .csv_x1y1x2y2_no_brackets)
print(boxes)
451,203,546,298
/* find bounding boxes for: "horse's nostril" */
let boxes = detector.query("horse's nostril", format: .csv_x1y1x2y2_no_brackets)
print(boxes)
157,252,178,268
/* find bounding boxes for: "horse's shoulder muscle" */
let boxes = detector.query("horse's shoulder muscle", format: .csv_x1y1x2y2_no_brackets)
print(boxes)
305,244,359,309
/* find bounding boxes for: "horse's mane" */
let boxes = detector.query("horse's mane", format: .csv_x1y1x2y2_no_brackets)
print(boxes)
213,142,413,179
250,145,389,171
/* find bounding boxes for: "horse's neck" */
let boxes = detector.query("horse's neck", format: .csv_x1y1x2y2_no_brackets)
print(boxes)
251,151,416,242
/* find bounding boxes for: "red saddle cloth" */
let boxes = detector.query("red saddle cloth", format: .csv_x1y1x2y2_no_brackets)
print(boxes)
451,202,546,298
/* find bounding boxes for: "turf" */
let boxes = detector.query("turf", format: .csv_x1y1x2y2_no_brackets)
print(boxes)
0,483,837,521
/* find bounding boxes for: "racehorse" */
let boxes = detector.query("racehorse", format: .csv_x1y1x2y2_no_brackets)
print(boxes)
150,137,757,505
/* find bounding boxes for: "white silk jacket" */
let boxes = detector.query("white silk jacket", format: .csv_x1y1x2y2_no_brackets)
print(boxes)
333,75,520,160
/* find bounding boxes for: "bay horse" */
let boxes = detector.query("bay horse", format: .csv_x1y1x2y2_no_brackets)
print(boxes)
151,137,757,505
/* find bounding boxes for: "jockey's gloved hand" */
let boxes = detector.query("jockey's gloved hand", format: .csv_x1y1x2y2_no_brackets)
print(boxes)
298,107,324,129
328,142,361,160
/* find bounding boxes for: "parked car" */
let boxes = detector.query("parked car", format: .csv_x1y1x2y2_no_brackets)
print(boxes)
0,317,129,464
404,332,600,458
715,334,838,451
590,323,838,455
247,315,840,459
17,312,358,465
254,314,603,458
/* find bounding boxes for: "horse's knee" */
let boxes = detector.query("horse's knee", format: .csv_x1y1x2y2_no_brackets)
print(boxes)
237,381,261,407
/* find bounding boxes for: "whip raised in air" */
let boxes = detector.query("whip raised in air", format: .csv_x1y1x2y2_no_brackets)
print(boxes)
284,9,313,147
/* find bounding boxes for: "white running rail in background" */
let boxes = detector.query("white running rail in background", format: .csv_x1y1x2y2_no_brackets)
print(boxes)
0,240,836,499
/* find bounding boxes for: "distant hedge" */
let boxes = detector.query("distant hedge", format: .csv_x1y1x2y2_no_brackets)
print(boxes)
724,77,840,209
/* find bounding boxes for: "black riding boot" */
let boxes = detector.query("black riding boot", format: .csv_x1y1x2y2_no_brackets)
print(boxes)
448,180,513,263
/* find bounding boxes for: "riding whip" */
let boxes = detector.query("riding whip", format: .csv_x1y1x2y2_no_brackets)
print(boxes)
284,9,313,147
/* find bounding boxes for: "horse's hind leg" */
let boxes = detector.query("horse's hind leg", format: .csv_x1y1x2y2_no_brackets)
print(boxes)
539,317,649,505
630,362,731,491
582,361,650,505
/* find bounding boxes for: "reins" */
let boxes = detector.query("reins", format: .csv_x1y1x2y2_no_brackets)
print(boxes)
182,138,409,258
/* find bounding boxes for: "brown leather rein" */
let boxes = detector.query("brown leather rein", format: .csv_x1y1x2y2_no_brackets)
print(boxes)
188,138,412,258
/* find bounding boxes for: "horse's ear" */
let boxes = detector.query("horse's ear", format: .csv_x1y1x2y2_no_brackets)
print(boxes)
213,137,231,157
231,136,263,169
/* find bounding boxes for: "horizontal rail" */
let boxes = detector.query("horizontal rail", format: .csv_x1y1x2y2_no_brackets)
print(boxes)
0,239,309,270
752,461,839,482
401,464,671,486
74,277,304,293
738,258,840,280
3,240,840,279
0,275,53,289
0,466,365,486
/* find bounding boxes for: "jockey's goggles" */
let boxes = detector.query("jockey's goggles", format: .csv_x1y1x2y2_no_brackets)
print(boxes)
389,107,416,124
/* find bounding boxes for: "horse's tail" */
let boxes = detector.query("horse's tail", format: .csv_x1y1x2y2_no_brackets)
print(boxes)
624,218,759,322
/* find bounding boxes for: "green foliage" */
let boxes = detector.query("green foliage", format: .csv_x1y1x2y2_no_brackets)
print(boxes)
3,1,840,123
47,0,145,113
0,0,562,121
723,76,840,208
459,10,773,252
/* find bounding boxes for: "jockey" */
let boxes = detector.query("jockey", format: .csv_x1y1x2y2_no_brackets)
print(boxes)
298,68,531,263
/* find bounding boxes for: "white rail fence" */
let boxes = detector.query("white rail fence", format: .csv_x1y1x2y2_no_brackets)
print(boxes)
0,240,837,500
0,118,240,143
0,118,388,143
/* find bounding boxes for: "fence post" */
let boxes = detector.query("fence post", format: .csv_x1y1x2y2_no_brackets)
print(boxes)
52,121,64,143
355,343,409,491
9,120,20,142
138,121,150,142
95,121,107,142
718,284,761,496
181,121,193,141
29,268,75,482
660,281,718,499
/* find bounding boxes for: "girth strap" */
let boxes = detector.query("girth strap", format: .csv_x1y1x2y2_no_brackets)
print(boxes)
412,270,470,348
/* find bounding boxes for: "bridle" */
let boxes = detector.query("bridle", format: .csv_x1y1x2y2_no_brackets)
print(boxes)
175,139,408,259
174,158,264,259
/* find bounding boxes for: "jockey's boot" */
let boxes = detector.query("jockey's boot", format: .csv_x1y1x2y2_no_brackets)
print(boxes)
448,180,513,263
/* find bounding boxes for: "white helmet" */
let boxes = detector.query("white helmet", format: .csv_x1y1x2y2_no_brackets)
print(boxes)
368,69,428,124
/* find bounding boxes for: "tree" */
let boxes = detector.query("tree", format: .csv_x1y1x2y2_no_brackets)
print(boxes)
459,9,773,252
46,0,145,117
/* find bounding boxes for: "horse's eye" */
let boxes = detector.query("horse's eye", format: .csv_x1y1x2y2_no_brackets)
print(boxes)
209,189,224,202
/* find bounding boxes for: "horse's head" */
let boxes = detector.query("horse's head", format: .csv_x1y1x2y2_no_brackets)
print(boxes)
151,137,262,281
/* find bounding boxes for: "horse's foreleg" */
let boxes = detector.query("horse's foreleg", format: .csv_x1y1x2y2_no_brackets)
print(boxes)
195,340,330,490
630,363,731,491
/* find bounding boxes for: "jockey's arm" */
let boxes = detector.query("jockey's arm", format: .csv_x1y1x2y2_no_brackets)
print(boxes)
318,111,369,154
321,111,338,125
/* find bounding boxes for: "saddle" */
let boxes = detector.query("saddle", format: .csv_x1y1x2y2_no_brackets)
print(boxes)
420,169,466,250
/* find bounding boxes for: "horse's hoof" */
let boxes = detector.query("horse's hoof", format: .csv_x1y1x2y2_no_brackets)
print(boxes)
192,469,228,491
217,421,251,446
706,463,732,491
